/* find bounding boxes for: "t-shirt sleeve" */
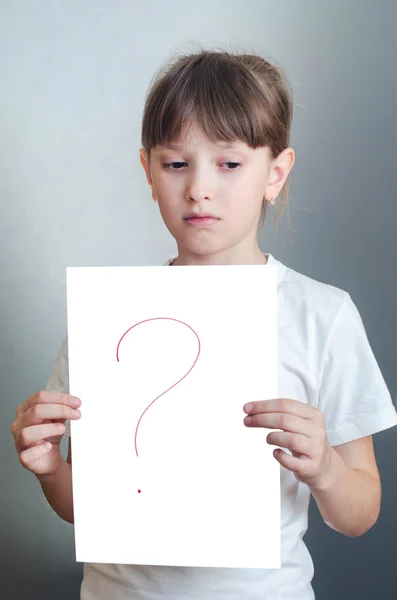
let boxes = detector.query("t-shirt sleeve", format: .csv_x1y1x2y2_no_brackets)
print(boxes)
318,292,397,446
44,336,71,436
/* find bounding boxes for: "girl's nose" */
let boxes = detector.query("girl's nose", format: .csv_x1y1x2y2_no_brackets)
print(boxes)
185,178,213,203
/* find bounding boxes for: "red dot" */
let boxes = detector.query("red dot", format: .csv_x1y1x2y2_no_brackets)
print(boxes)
138,489,141,493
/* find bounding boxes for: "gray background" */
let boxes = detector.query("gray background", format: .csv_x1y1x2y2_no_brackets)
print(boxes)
1,1,396,598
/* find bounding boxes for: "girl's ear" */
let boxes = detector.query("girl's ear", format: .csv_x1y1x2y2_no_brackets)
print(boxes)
139,148,157,201
139,148,152,184
265,147,295,200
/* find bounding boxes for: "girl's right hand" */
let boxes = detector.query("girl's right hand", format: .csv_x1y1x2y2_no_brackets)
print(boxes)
11,391,81,480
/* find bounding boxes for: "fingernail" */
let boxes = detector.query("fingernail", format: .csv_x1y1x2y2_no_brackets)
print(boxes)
71,397,81,407
57,423,65,432
245,416,253,425
244,403,254,413
72,409,81,418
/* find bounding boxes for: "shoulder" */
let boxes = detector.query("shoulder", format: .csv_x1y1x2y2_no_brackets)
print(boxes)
45,336,69,391
274,256,350,337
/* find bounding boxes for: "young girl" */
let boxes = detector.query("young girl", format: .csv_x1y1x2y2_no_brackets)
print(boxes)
12,49,397,600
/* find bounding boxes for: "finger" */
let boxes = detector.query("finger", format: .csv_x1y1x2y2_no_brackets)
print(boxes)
243,398,316,420
19,441,53,469
20,391,81,413
17,422,65,450
244,412,312,436
266,432,312,457
273,448,303,473
19,403,81,429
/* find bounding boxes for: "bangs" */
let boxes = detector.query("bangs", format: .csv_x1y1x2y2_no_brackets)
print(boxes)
142,54,276,153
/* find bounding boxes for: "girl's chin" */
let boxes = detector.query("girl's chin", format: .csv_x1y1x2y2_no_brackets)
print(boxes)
175,241,235,260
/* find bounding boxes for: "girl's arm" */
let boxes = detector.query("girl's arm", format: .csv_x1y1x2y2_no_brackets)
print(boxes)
38,439,74,524
309,435,381,536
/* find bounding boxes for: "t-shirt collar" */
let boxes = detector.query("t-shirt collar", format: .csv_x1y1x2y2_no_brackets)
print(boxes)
165,253,286,285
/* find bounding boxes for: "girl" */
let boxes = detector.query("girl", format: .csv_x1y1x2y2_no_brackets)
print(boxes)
12,49,397,600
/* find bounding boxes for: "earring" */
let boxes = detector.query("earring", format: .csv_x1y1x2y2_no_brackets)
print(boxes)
265,196,275,206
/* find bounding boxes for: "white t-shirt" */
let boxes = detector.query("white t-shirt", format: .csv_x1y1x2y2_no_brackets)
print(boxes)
45,253,397,600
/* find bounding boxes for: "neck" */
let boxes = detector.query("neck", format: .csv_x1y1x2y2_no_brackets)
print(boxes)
171,245,268,267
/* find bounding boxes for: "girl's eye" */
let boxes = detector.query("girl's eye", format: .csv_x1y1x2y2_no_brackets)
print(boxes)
162,162,187,170
162,162,241,170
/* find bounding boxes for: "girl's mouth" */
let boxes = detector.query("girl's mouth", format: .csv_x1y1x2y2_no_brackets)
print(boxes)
184,213,220,227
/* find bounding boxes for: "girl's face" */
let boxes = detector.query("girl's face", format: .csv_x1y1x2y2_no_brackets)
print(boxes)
140,124,293,265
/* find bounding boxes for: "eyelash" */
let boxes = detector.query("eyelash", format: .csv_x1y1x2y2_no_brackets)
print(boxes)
162,162,242,171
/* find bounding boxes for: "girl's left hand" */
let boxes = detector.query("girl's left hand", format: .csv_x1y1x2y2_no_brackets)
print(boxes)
243,398,334,489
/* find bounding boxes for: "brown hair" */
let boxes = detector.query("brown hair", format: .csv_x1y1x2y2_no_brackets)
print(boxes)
141,48,293,229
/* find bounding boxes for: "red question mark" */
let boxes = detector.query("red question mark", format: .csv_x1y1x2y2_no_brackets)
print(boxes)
116,317,201,493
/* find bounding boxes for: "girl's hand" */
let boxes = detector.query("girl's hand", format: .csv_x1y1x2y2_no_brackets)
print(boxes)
243,398,333,489
11,391,81,480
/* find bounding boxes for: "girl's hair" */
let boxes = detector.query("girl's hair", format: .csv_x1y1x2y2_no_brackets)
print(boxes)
141,48,293,229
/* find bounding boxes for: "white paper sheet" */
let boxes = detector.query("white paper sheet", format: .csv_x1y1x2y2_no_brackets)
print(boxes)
67,264,280,568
